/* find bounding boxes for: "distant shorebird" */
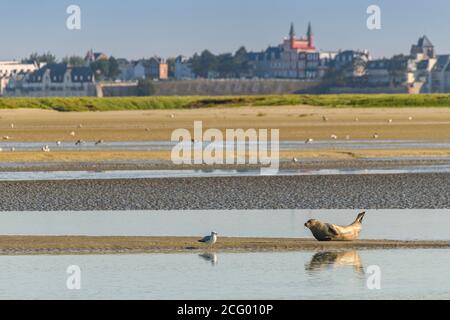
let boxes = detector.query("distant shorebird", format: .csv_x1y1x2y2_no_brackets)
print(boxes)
305,138,314,144
10,123,14,129
75,140,84,146
330,134,338,140
95,140,104,145
292,157,299,163
408,116,413,121
10,147,15,152
198,232,218,247
70,131,76,136
2,136,10,140
56,141,62,146
78,124,83,128
388,119,393,124
322,116,328,122
373,133,379,139
170,114,175,119
42,145,50,152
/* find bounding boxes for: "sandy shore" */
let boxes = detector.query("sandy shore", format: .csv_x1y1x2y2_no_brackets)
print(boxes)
1,106,450,142
0,236,449,255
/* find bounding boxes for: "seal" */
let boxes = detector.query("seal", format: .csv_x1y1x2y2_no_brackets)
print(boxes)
304,212,365,241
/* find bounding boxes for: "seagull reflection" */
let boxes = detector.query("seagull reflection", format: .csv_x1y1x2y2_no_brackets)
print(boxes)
305,250,364,274
198,252,218,266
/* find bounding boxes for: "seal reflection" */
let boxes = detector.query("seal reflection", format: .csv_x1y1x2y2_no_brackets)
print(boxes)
305,250,364,274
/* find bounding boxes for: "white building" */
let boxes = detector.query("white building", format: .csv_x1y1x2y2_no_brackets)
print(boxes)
174,56,195,80
0,61,40,95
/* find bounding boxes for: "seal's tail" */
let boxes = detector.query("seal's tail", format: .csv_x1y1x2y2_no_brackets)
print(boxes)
354,212,366,224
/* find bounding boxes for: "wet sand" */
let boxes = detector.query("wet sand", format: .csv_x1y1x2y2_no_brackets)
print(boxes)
0,236,449,255
0,173,448,210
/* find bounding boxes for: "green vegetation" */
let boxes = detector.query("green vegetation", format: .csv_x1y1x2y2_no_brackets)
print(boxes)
0,94,450,112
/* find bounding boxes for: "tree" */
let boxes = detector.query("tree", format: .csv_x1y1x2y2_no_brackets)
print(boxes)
108,57,120,80
22,52,57,64
137,79,155,96
62,55,85,66
90,60,110,80
233,46,250,77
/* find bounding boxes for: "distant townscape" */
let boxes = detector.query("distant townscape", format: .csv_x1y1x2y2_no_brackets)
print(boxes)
1,23,449,97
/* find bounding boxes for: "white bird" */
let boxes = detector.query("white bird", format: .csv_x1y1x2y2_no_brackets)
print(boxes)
292,157,299,163
198,232,218,246
388,119,393,124
408,116,413,121
42,145,50,152
78,124,83,128
10,147,15,152
95,140,104,145
330,134,338,140
170,114,175,119
10,123,14,129
373,133,379,139
3,136,10,140
305,138,314,144
56,141,62,146
0,148,2,152
70,131,76,136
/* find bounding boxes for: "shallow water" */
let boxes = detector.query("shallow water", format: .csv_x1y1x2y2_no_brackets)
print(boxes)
1,209,449,241
1,139,450,152
0,165,449,181
0,250,449,299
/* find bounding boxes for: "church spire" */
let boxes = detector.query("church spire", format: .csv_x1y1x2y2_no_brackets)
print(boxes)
307,22,313,47
289,23,295,38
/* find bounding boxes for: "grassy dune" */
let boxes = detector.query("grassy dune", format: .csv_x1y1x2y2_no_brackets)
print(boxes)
1,94,450,111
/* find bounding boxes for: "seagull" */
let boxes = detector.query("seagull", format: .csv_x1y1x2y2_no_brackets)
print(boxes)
70,131,76,137
388,119,393,124
330,134,338,140
75,140,84,146
305,138,314,144
10,147,15,152
56,141,62,146
198,232,218,247
0,148,2,152
292,157,299,163
42,145,50,152
373,133,379,139
2,136,10,140
170,114,175,119
10,123,14,129
95,140,104,145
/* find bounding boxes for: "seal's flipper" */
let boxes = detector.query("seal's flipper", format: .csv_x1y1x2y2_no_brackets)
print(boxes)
327,224,339,236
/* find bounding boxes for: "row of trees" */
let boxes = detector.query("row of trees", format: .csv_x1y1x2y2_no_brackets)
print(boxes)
21,52,120,80
189,47,251,78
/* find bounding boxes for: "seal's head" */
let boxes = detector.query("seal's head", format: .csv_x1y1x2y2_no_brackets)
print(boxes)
304,219,320,229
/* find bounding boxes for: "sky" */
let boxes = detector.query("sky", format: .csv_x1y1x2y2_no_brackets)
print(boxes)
0,0,449,60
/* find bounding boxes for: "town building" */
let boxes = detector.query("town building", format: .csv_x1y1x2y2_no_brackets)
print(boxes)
248,23,321,79
0,61,40,95
85,49,109,63
174,56,195,80
5,63,97,97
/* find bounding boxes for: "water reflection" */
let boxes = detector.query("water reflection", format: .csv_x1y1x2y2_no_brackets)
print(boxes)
198,252,218,266
306,250,364,274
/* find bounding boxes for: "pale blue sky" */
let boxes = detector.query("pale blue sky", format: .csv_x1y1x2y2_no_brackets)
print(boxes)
0,0,449,60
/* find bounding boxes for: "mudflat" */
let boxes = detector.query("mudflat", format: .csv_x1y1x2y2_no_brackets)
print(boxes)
0,236,449,255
